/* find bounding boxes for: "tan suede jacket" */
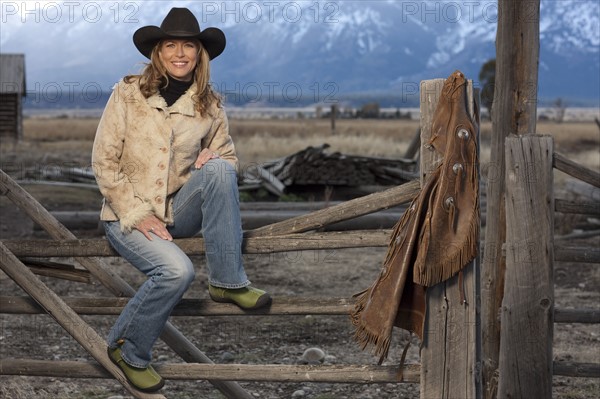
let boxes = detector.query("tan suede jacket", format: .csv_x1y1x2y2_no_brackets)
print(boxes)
92,78,237,232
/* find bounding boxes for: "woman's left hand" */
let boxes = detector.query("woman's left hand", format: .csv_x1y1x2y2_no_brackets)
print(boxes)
194,148,220,169
134,215,172,241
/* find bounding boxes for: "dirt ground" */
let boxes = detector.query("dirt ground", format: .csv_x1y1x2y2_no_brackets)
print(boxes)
0,118,599,398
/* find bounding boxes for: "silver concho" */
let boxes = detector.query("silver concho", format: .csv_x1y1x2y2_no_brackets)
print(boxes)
457,129,470,139
445,196,455,208
452,163,464,174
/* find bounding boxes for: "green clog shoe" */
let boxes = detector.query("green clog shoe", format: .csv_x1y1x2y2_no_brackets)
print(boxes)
107,346,164,393
209,285,272,310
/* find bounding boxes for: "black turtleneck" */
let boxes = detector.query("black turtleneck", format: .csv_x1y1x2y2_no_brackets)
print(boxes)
159,77,194,107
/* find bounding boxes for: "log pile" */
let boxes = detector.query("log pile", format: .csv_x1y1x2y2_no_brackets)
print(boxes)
240,144,418,196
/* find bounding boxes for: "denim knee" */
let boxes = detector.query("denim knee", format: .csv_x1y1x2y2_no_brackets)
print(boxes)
153,256,195,293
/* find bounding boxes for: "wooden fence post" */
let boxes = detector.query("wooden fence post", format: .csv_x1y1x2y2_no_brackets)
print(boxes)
419,79,481,399
498,135,554,398
482,2,540,396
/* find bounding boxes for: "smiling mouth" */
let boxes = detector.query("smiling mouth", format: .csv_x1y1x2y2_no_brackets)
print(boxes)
172,62,188,67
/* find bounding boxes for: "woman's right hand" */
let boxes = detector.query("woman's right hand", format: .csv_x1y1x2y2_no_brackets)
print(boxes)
134,215,173,241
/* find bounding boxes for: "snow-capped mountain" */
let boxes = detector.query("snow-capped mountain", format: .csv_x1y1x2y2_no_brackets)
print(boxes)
1,0,598,107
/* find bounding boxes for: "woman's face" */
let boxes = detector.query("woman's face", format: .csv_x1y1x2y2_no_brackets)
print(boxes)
158,39,199,82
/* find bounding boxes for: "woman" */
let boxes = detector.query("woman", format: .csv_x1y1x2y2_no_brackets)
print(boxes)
92,7,271,392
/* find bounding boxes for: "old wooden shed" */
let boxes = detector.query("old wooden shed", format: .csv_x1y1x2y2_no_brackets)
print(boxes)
0,54,26,140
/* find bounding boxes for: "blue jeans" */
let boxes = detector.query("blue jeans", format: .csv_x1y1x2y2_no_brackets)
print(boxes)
104,159,249,367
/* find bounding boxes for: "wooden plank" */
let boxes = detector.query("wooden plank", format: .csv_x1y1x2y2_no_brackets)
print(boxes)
553,362,600,378
246,180,420,237
1,296,355,316
499,135,553,399
502,243,600,263
20,257,91,283
419,79,480,399
0,169,253,399
554,308,600,324
0,359,600,384
555,199,600,216
554,152,600,189
0,243,165,399
482,3,540,397
555,245,600,263
4,295,597,324
3,230,392,258
38,209,405,232
0,359,421,383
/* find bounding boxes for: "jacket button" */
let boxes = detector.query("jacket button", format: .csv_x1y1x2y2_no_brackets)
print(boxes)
156,179,164,187
158,163,166,170
155,196,164,204
160,147,168,153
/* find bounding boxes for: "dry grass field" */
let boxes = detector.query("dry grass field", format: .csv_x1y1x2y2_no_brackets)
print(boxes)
0,116,598,398
8,116,600,170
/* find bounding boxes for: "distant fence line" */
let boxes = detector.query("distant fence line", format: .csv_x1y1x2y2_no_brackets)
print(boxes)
20,106,600,122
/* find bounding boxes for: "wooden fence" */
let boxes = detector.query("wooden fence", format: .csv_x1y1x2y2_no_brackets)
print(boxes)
1,79,599,398
0,163,425,399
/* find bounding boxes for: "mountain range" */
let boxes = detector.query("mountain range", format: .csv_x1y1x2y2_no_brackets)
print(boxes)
2,0,598,108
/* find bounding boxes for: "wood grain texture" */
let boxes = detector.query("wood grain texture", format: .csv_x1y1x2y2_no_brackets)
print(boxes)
499,135,554,399
1,359,420,383
419,79,481,399
482,2,541,397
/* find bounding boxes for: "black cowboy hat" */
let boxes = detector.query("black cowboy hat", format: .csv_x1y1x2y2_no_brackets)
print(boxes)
133,7,226,60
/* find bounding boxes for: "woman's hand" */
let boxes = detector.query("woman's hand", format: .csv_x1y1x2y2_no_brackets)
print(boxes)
134,215,173,241
194,148,220,169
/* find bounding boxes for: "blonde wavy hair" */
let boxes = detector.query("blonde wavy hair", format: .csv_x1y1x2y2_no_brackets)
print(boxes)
125,40,221,116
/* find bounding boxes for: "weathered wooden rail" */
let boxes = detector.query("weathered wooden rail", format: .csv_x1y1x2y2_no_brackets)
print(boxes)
3,359,596,382
2,296,598,324
4,236,598,262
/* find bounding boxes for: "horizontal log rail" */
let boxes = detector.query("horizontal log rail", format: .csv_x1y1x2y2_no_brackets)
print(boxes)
6,237,599,264
553,152,600,189
38,209,409,232
0,359,420,383
0,296,353,316
3,296,598,323
552,362,600,379
2,230,392,258
1,359,597,381
500,244,600,264
553,308,600,324
555,245,600,264
555,199,600,216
